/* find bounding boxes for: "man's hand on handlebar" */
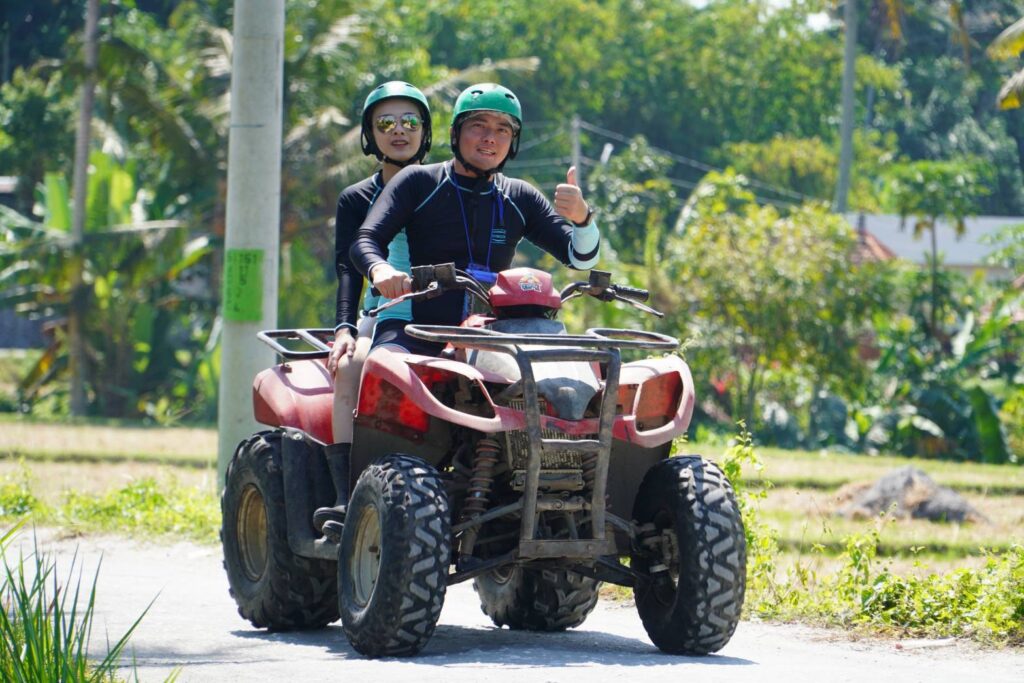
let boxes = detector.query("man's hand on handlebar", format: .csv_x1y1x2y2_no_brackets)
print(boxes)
370,262,413,299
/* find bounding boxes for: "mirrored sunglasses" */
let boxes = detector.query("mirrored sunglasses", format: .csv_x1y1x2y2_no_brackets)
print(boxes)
375,113,422,133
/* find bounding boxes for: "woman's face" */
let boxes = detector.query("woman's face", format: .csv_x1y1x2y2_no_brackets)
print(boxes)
371,98,424,164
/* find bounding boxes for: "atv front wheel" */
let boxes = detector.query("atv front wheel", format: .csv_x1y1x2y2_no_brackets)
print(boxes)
221,431,339,629
474,566,599,631
338,454,450,657
631,456,746,654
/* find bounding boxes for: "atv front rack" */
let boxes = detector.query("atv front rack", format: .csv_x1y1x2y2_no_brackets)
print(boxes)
404,325,678,351
406,324,679,575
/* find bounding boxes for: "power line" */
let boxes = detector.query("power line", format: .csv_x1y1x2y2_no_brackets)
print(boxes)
517,127,567,153
505,156,572,169
577,119,824,203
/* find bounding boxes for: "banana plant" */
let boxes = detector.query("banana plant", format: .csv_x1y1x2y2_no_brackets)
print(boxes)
0,150,217,420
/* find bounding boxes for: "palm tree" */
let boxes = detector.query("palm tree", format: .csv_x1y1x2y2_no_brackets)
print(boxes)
987,14,1024,109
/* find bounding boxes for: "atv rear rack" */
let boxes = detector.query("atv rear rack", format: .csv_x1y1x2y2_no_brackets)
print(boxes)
256,328,333,360
406,324,679,574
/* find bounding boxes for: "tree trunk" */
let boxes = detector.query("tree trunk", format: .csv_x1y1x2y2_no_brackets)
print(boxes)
834,0,857,213
69,0,100,416
930,221,939,340
744,361,760,431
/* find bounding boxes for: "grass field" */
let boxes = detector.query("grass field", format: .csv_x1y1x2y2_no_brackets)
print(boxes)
0,414,216,466
2,418,1021,642
2,417,1022,559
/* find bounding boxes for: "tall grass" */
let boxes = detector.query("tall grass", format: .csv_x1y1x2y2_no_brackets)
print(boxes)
723,432,1024,645
0,522,156,681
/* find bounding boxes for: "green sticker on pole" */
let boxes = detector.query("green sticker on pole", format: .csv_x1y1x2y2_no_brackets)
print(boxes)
224,248,264,322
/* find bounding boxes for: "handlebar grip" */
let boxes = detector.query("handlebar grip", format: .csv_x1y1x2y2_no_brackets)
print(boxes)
614,285,650,303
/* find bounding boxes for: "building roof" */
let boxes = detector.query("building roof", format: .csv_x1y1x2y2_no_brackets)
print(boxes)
843,213,1022,269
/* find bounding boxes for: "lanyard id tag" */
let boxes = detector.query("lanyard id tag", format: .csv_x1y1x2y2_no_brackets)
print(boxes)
466,264,497,286
463,264,497,319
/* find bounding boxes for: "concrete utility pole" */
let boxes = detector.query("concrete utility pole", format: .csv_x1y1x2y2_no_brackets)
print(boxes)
834,0,857,213
217,0,285,486
571,115,583,189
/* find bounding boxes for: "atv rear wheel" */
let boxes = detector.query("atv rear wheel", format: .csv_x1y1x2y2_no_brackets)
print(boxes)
338,454,450,657
631,456,746,655
221,431,339,630
474,566,600,631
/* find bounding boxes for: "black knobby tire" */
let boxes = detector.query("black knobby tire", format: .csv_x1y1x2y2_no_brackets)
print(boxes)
221,431,339,630
474,566,600,631
338,454,451,657
631,456,746,655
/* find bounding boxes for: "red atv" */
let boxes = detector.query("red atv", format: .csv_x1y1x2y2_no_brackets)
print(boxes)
221,264,745,658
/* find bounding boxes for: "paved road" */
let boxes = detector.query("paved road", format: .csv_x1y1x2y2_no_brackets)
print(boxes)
15,533,1023,682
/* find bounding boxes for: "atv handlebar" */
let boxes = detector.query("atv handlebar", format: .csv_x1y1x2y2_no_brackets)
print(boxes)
559,269,662,317
369,264,664,318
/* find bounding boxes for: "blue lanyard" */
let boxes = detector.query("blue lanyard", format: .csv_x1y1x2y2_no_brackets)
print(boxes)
451,169,504,270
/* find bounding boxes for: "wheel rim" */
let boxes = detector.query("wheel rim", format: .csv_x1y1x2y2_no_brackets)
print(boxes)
350,503,382,607
237,484,268,581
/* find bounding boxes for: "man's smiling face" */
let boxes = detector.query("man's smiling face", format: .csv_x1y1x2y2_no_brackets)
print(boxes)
455,111,516,173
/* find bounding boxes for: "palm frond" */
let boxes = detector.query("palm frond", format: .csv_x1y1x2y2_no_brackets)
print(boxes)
422,57,541,100
201,26,233,79
284,107,351,147
311,14,363,58
987,15,1024,60
996,67,1024,110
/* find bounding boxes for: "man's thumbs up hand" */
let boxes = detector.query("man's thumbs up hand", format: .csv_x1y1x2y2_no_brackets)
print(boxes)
554,165,590,225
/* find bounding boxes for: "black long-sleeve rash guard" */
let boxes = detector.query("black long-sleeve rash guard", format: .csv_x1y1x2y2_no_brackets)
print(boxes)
333,172,383,332
350,160,600,327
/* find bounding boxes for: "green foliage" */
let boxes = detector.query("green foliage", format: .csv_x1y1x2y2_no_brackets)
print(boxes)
982,222,1024,273
724,436,1024,644
587,135,677,265
0,466,39,518
881,158,991,237
858,269,1022,463
720,425,783,605
1002,388,1024,463
988,13,1024,110
2,0,1021,446
0,528,152,681
720,129,899,211
674,171,893,430
0,67,75,215
0,467,218,543
720,135,837,203
60,478,219,543
0,150,219,421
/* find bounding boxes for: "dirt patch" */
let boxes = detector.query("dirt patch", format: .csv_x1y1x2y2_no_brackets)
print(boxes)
837,467,986,523
0,421,216,462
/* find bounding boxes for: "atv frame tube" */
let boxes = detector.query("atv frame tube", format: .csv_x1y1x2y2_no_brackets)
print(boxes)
406,324,676,582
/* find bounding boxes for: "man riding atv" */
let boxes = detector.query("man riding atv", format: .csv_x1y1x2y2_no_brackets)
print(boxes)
351,82,600,357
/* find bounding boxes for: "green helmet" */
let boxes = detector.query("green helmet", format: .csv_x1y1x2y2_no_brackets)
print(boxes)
450,83,523,173
360,81,432,164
